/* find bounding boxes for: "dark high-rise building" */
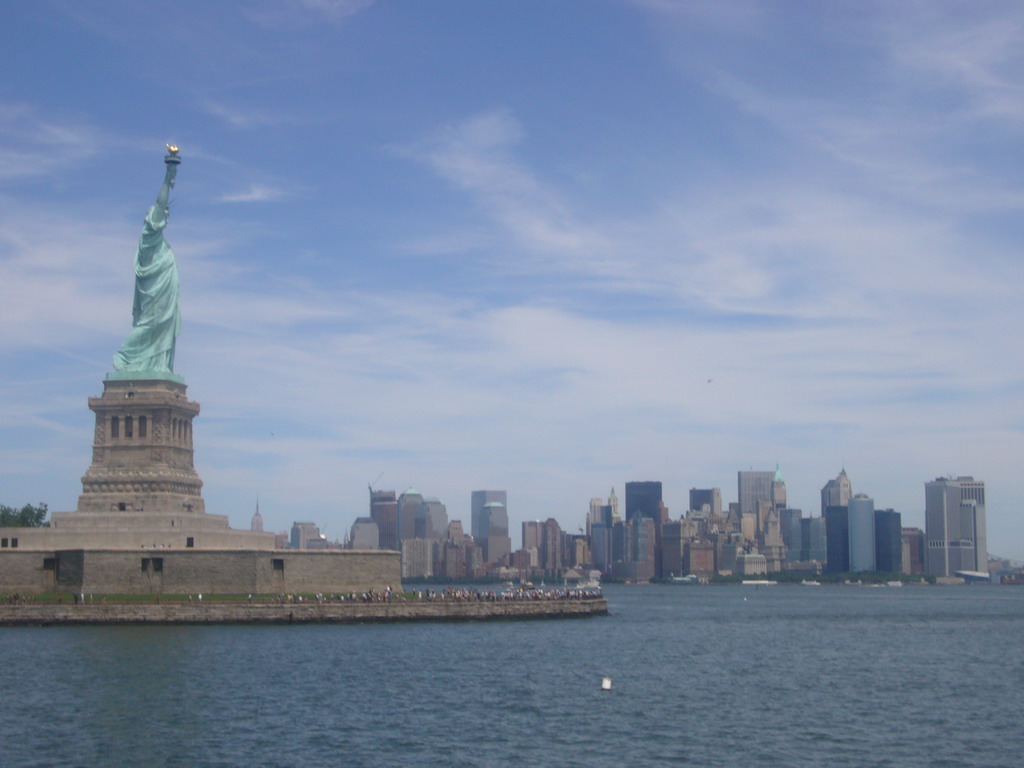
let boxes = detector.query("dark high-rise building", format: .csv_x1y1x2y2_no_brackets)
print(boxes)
825,505,849,574
590,523,611,573
625,481,666,576
874,509,902,573
780,508,803,563
631,517,657,582
625,481,664,523
662,521,684,578
689,488,722,517
800,516,827,564
612,517,656,582
611,519,630,571
925,476,987,577
370,489,398,551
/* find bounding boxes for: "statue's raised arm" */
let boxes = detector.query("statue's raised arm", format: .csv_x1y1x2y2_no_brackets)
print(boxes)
156,144,180,209
110,148,183,379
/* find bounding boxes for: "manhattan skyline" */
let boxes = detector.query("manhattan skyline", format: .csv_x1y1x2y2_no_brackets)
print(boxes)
2,2,1023,559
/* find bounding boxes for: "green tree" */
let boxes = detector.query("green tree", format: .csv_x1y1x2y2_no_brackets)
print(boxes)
0,503,49,527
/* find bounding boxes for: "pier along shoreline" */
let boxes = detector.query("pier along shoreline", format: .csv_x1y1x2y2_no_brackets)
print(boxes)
0,596,608,626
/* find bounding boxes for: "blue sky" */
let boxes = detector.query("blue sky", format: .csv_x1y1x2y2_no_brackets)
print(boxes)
2,1,1023,558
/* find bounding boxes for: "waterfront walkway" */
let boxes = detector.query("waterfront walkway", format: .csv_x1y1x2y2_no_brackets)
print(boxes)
0,590,608,625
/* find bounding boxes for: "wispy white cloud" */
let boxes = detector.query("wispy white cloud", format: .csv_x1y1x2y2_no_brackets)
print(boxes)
202,100,287,130
0,102,98,181
217,184,286,203
404,109,609,258
244,0,376,29
885,6,1024,123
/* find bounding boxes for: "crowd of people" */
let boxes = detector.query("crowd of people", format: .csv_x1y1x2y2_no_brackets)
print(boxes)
2,584,603,605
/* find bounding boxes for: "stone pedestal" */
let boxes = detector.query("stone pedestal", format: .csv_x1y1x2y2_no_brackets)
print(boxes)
77,377,205,516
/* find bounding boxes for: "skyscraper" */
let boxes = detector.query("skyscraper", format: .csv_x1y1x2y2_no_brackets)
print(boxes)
471,490,507,541
825,506,849,574
772,465,787,511
290,521,321,550
250,500,264,532
689,488,722,517
847,494,876,572
902,527,925,574
738,469,781,540
631,517,657,582
925,476,987,577
349,517,379,550
483,501,511,565
415,497,448,540
737,470,775,520
821,469,853,516
661,521,684,578
780,507,803,563
397,488,424,543
370,489,398,551
625,481,664,523
590,522,611,573
800,516,827,564
874,509,902,573
541,518,562,575
522,520,542,552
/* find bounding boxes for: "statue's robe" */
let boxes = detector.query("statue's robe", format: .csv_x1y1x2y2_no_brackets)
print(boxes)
112,202,181,373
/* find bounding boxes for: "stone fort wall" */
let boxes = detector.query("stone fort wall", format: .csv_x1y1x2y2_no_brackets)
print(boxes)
0,549,400,596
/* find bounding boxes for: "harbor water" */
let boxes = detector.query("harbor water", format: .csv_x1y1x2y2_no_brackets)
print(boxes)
2,584,1021,767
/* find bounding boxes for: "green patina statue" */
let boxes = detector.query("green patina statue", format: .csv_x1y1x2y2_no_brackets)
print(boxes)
110,146,183,381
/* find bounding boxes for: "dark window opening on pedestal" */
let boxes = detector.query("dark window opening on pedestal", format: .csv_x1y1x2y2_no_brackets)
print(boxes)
125,416,133,438
11,538,18,548
153,558,163,572
272,558,284,571
111,416,119,438
186,537,194,548
118,503,127,511
139,416,147,437
43,558,55,570
1,538,7,548
141,558,150,572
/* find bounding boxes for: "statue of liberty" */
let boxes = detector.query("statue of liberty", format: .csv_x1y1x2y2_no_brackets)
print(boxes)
111,146,183,378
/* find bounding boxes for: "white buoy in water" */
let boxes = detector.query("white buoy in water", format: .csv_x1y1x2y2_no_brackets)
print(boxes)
601,676,612,691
